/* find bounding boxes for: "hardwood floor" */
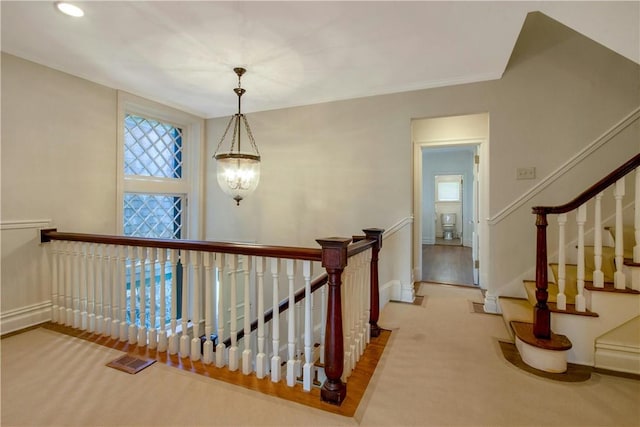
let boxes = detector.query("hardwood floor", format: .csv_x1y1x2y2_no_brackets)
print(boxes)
422,244,475,286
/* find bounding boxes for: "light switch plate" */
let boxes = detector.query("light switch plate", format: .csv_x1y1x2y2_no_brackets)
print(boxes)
516,167,536,180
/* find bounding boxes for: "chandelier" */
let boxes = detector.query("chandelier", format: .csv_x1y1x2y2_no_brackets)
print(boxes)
213,67,261,205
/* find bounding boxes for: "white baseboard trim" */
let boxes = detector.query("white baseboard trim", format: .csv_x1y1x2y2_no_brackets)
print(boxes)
483,293,501,314
384,279,415,304
1,301,52,335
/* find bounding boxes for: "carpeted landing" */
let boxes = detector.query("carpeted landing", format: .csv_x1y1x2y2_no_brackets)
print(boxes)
2,283,639,426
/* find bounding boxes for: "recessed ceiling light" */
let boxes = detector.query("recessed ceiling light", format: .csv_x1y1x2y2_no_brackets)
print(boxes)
55,2,84,17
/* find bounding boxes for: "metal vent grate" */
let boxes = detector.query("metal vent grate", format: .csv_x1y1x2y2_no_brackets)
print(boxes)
106,354,156,374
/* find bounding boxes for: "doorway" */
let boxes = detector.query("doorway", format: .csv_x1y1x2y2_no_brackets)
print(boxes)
412,113,489,289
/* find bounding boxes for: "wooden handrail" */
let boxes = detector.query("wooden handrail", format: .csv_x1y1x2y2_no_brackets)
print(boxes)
40,229,322,261
532,153,640,215
223,273,329,347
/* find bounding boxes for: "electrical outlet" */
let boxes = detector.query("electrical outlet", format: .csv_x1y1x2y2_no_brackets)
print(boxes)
516,167,536,180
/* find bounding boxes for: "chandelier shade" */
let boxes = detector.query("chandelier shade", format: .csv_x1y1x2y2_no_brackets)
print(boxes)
213,67,261,205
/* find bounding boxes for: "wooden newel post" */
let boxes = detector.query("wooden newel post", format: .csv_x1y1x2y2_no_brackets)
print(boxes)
533,212,551,339
316,237,351,405
363,228,384,338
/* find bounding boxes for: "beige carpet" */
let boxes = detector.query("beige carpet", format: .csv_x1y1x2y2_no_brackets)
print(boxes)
2,283,639,426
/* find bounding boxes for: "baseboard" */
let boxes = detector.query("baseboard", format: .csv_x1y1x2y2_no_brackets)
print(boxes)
1,301,52,335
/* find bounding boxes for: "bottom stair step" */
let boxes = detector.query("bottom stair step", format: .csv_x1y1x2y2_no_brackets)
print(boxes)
595,316,640,375
510,321,572,351
511,321,572,373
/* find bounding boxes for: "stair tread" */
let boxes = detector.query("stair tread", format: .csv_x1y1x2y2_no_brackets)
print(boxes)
596,316,640,348
510,321,572,351
585,282,640,295
547,302,599,317
520,282,600,316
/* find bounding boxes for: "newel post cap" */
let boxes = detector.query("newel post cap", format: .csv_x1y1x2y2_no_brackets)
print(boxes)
363,228,384,250
316,238,351,269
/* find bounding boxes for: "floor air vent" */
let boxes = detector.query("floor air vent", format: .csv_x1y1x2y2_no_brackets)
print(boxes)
107,354,156,374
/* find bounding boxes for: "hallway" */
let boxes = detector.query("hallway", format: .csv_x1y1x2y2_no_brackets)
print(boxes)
422,244,474,286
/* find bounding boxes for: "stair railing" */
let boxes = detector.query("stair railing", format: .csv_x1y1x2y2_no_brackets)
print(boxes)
531,153,640,339
40,227,384,406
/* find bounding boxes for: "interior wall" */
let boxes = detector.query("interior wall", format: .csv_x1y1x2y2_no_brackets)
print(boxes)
205,12,639,301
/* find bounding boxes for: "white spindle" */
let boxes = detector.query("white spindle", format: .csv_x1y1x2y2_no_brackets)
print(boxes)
179,250,190,357
202,252,214,364
110,245,120,339
593,193,605,288
364,250,371,345
302,260,314,391
79,242,88,330
556,214,568,310
61,241,71,325
635,168,640,263
242,255,253,375
168,249,179,354
355,252,365,359
51,241,59,323
94,244,103,333
148,248,158,349
190,251,202,361
87,243,95,332
271,258,281,382
576,205,587,312
101,244,111,336
128,246,138,345
119,246,128,341
255,257,267,378
158,248,168,352
228,254,239,371
215,253,226,367
137,247,147,345
343,263,353,379
614,178,626,289
72,242,81,328
286,259,296,386
320,278,326,365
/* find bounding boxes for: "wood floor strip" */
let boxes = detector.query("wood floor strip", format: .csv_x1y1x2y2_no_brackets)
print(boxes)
41,322,391,417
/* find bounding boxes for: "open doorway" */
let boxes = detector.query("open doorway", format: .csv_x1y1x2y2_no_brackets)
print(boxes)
412,113,489,288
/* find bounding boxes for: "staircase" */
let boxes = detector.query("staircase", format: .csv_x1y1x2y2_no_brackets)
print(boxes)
500,154,640,375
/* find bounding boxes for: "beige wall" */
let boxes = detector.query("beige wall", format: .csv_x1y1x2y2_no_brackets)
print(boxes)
205,13,640,298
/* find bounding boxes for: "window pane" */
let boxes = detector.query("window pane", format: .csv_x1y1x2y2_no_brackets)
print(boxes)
124,114,183,178
123,193,183,239
437,182,460,202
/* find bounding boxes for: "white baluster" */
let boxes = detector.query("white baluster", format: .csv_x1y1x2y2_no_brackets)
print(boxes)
87,243,95,332
51,241,59,323
62,241,71,325
101,244,111,336
633,168,640,291
320,278,326,365
215,253,226,368
242,255,253,375
157,248,168,352
168,249,179,354
614,178,627,289
128,246,138,344
364,249,372,345
355,252,365,359
79,242,88,330
109,245,119,339
119,246,128,341
271,258,281,383
593,193,605,288
179,250,190,357
343,263,353,379
635,168,640,263
556,214,568,310
202,252,214,364
286,259,297,386
148,248,158,349
576,205,587,312
302,260,314,391
71,242,80,329
137,247,147,345
228,254,239,371
94,244,103,333
255,257,267,378
190,251,202,361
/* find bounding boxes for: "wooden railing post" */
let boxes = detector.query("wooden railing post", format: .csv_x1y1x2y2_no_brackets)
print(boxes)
316,237,351,406
533,212,551,339
363,228,384,338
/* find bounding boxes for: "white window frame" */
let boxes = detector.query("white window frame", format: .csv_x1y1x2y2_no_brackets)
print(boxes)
116,91,205,240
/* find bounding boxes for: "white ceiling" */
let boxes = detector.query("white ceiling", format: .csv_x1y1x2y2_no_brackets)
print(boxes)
2,1,638,118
